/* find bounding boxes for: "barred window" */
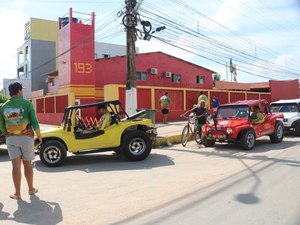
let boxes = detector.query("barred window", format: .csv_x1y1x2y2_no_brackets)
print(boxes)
196,75,205,84
172,74,181,83
136,72,148,80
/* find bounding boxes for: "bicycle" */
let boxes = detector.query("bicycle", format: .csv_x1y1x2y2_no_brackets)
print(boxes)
180,111,203,147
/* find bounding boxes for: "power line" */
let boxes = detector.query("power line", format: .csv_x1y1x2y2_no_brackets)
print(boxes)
138,0,300,81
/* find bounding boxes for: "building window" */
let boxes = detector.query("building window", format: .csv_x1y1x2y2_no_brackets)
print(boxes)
136,72,148,81
196,75,205,84
18,51,24,64
25,65,28,78
25,46,29,60
172,74,181,83
102,54,111,59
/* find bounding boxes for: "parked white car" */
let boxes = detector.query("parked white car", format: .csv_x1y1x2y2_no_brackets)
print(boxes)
270,99,300,136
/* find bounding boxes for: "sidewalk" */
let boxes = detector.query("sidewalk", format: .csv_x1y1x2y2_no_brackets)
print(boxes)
40,121,186,147
154,121,185,147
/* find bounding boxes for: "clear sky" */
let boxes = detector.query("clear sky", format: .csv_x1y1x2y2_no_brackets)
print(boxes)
0,0,300,88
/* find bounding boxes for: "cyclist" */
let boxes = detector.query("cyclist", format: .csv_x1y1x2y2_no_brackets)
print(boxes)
192,100,209,138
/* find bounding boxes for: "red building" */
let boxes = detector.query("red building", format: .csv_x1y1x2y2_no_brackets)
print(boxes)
31,8,298,125
95,52,214,90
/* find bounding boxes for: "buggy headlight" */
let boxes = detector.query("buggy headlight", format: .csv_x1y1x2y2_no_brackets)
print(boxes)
226,128,233,134
283,118,288,122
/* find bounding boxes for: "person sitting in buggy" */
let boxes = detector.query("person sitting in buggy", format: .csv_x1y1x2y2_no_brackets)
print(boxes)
95,105,112,130
80,104,111,135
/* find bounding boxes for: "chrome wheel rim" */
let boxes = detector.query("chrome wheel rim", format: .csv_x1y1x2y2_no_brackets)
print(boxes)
277,125,283,139
128,138,146,156
247,133,255,148
43,146,62,164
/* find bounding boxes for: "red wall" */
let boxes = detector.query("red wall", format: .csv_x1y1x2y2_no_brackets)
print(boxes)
186,91,200,109
247,93,259,100
95,52,214,90
230,92,246,102
210,91,228,107
58,22,71,88
70,22,95,86
155,89,184,121
260,93,272,103
37,113,64,125
119,87,152,110
270,79,299,101
55,10,95,95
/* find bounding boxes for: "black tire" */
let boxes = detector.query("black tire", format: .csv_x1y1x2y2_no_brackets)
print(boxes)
201,136,215,147
295,122,300,137
181,125,189,147
270,121,284,143
121,131,152,161
239,129,256,150
194,130,202,144
113,148,121,154
39,140,67,167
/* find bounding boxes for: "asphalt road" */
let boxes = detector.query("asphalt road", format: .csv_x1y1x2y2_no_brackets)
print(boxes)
0,134,299,225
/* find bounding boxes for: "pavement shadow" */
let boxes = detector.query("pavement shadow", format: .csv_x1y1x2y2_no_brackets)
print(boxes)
2,195,62,225
0,149,9,163
209,138,299,153
0,202,10,220
34,153,174,173
114,143,299,224
167,139,300,166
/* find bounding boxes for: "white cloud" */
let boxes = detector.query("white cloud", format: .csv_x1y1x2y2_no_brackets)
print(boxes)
275,54,292,67
0,8,28,80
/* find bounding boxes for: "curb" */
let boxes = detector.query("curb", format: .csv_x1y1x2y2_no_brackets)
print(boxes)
153,134,182,147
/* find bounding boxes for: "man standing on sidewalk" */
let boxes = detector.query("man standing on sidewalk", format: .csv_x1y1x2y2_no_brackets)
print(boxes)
0,82,42,200
159,92,171,124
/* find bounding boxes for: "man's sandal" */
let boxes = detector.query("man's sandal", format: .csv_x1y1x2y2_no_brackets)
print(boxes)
10,194,21,200
29,188,38,195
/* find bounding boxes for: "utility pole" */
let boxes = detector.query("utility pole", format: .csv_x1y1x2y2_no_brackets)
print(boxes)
125,0,137,115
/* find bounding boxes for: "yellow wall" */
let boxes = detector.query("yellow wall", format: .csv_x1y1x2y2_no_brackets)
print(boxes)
30,18,58,42
104,84,120,101
58,85,96,99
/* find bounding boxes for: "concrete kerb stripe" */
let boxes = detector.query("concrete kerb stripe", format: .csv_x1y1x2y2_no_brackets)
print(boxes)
153,134,182,147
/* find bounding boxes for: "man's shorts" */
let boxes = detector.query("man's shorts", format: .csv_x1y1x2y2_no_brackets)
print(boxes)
195,123,204,132
6,136,35,160
161,108,169,115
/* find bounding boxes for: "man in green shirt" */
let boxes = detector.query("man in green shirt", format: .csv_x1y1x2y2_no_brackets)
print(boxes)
159,92,171,124
0,82,41,200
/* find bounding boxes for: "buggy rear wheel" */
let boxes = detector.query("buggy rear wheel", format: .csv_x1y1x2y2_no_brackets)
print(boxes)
270,121,284,143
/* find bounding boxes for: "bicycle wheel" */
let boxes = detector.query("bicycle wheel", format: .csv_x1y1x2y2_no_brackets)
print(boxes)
181,125,189,147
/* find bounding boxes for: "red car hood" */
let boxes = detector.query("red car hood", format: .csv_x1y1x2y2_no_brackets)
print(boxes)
210,118,249,129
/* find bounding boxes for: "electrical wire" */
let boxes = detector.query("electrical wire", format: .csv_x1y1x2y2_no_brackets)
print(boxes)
138,0,300,81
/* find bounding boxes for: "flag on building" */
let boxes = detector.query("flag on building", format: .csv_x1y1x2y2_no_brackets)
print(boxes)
230,58,234,74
